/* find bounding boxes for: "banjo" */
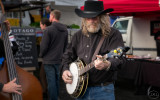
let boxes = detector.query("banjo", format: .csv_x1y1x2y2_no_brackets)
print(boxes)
66,47,129,98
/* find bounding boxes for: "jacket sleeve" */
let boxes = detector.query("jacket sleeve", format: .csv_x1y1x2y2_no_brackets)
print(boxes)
61,33,78,74
107,29,126,71
63,32,68,53
39,29,50,57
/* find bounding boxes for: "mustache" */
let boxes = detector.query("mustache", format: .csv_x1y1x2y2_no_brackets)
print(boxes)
86,22,98,27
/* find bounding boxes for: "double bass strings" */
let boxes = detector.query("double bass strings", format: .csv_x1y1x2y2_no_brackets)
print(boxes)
1,23,22,100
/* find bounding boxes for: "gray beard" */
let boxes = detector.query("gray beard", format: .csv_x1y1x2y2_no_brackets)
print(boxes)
87,23,101,33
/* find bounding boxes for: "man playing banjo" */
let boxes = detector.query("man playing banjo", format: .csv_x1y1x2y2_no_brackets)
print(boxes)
61,1,125,100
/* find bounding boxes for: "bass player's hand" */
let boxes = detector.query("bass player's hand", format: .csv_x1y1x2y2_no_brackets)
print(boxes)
62,70,73,84
2,78,22,94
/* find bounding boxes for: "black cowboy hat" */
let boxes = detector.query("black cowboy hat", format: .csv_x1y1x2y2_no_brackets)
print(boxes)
75,1,114,18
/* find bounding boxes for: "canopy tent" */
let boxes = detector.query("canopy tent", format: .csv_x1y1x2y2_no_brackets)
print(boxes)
81,0,160,16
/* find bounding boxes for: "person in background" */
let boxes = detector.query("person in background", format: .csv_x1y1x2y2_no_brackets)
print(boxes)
43,5,53,19
61,1,124,100
154,31,160,56
40,18,51,30
39,18,51,96
40,10,68,100
37,18,51,56
110,16,119,25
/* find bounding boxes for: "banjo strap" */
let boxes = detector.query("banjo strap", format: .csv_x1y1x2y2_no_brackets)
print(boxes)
92,36,105,61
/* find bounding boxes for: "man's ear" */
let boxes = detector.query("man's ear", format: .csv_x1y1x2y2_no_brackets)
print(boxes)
52,14,55,19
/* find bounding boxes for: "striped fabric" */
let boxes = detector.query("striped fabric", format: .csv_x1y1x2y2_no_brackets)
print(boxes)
8,31,17,47
0,31,17,47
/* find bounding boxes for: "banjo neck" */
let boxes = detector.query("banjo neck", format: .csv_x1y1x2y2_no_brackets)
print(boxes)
78,46,129,76
79,54,108,76
79,61,94,76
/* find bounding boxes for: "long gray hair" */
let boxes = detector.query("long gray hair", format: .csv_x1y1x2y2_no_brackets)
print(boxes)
81,14,111,37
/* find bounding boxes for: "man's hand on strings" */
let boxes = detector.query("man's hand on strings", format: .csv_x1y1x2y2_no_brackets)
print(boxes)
94,55,111,70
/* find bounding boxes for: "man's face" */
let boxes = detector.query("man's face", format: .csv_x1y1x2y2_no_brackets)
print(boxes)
49,14,53,22
40,22,46,30
85,16,100,33
46,6,51,13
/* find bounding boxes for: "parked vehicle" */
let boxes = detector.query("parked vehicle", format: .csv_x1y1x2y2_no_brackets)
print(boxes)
6,11,31,26
112,16,157,58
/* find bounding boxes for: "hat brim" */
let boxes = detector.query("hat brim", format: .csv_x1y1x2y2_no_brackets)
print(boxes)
75,8,114,18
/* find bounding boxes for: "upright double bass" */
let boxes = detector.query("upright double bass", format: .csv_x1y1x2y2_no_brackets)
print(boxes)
0,2,43,100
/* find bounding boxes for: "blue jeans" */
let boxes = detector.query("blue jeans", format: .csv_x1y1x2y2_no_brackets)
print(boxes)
44,64,60,100
76,84,115,100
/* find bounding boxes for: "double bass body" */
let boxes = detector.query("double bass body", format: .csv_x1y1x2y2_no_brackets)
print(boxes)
0,61,43,100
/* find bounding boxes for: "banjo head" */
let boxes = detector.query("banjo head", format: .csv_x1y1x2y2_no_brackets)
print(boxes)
66,62,79,94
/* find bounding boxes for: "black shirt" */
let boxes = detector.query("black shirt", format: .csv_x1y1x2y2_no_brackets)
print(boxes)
0,39,5,57
61,27,124,85
0,38,18,58
0,83,4,92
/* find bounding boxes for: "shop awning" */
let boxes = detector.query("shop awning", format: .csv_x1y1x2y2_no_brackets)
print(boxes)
81,0,160,16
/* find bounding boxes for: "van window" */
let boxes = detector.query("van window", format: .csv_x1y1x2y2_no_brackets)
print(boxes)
6,12,12,18
6,12,25,18
113,20,128,34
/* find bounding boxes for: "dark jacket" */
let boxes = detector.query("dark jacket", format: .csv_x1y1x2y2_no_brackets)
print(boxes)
40,22,68,64
0,83,4,92
154,31,160,40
